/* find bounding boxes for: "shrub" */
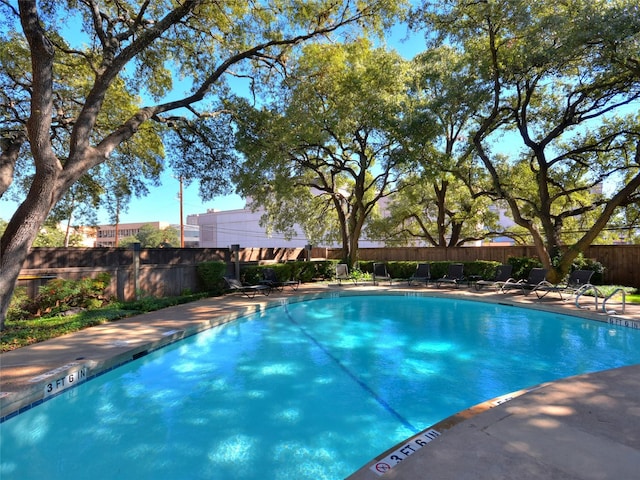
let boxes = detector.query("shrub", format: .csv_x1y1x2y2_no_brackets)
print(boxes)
293,261,320,282
387,262,419,279
508,255,606,284
273,262,330,282
240,265,264,284
311,261,340,280
23,273,112,318
507,257,544,280
241,261,337,284
7,287,30,322
458,261,502,279
197,261,227,294
570,254,605,284
350,260,501,281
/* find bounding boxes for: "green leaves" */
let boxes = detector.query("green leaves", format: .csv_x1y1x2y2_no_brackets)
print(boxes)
119,223,180,248
233,39,413,261
414,0,640,279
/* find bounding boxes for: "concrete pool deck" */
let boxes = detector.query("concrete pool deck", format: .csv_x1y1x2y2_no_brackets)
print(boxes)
1,283,640,478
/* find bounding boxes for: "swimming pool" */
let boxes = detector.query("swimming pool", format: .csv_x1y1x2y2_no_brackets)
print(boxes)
2,294,640,479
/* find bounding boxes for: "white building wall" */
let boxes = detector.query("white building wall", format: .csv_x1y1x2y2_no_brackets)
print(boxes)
189,196,519,249
488,205,516,245
189,208,312,248
188,207,388,249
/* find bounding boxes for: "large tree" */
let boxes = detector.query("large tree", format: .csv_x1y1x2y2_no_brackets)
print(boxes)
119,223,179,248
416,0,640,282
372,46,500,247
233,40,415,265
0,0,404,329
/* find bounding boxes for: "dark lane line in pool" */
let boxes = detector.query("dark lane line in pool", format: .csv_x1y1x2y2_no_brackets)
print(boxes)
283,304,419,434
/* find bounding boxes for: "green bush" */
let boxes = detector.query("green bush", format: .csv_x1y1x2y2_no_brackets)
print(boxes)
197,261,227,294
457,261,501,279
7,286,30,322
246,260,391,284
23,273,112,318
288,261,338,282
507,255,606,284
570,254,605,284
356,260,501,281
507,257,544,280
241,261,337,284
293,261,321,282
309,261,339,280
240,259,530,284
3,291,208,351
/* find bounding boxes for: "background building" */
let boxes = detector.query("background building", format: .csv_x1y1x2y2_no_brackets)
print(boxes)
188,204,395,249
94,222,199,247
188,208,311,248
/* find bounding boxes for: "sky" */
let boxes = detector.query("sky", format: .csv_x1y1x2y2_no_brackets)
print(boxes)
107,23,428,226
0,23,427,227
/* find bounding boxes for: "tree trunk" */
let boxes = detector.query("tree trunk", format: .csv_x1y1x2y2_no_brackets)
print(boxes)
434,181,448,246
1,1,59,329
0,185,56,328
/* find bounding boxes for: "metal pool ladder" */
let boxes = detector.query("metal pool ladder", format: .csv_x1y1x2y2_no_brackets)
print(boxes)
575,284,626,315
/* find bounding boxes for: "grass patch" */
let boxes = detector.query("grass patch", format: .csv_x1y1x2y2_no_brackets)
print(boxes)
1,293,208,353
627,294,640,304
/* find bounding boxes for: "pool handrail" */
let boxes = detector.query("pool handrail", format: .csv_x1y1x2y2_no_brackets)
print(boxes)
603,287,626,315
574,283,627,315
575,283,601,311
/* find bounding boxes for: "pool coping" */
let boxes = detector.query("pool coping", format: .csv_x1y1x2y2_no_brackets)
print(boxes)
2,284,640,479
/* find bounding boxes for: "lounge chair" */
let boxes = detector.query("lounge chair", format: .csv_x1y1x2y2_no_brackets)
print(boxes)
224,277,271,298
373,262,393,286
408,263,431,286
533,269,595,300
501,268,548,295
260,268,300,292
436,263,465,288
335,263,357,285
474,264,513,291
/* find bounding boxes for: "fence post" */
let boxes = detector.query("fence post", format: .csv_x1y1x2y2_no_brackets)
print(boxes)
230,244,240,280
133,242,140,300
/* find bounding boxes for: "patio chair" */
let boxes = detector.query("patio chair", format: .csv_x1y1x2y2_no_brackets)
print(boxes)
224,276,271,298
501,268,549,295
373,262,393,286
260,268,300,292
474,264,513,291
335,263,357,285
408,263,431,286
533,269,595,300
436,263,465,288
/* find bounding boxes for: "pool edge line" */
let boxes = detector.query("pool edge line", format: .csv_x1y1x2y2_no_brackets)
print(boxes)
344,383,548,479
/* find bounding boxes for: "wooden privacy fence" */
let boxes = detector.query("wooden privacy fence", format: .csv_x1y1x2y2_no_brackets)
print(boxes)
16,244,640,300
17,246,304,301
323,245,640,289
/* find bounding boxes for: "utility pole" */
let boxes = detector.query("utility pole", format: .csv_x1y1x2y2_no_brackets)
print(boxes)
114,198,120,247
179,176,184,248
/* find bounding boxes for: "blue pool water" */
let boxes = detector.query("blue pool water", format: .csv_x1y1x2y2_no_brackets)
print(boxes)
2,295,640,479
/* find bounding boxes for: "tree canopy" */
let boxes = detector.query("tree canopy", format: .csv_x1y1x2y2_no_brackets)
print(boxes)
0,0,406,328
370,46,500,246
2,0,639,330
119,223,179,248
233,39,415,265
414,0,640,281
